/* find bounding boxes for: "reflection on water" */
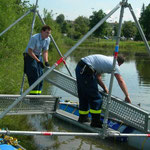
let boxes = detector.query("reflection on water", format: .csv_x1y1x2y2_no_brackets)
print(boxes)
28,115,136,150
135,56,150,84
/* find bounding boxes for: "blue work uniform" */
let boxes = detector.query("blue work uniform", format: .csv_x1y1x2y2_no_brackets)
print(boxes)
75,54,120,116
24,33,50,95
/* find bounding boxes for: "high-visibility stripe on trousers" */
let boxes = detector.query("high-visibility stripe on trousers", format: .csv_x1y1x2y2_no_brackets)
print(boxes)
24,53,43,95
75,63,103,115
29,90,42,95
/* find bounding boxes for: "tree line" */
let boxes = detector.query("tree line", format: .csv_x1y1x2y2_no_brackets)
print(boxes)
0,1,149,49
56,3,150,41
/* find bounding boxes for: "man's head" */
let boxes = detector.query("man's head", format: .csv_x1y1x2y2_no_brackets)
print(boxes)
117,55,125,66
41,25,51,39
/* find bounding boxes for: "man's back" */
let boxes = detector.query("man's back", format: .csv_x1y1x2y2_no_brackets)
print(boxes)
82,54,120,74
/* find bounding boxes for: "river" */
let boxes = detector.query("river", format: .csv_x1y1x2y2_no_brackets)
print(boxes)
30,50,150,150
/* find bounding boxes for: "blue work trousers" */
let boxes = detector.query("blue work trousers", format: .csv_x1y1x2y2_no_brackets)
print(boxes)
75,64,103,115
24,54,43,95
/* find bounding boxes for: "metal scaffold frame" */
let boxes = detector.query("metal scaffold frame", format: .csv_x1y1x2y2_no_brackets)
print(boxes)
0,0,150,138
0,129,150,137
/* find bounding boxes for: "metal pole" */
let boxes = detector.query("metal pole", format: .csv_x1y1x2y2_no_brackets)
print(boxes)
109,133,150,137
0,10,31,37
30,0,38,38
59,102,79,105
20,74,25,95
0,3,121,119
37,11,73,77
0,130,100,136
20,0,39,95
102,0,126,137
0,130,149,137
128,4,150,55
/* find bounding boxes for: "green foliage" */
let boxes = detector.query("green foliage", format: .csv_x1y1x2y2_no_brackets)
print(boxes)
122,21,137,39
74,16,89,39
89,9,108,37
55,15,90,39
139,3,150,40
0,0,32,94
72,38,148,54
61,21,69,33
56,14,65,25
66,21,75,39
0,0,67,94
56,14,65,33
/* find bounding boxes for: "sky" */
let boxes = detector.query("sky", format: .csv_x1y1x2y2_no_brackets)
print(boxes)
27,0,149,22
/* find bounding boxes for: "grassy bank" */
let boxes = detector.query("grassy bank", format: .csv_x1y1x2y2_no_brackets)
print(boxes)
65,38,150,54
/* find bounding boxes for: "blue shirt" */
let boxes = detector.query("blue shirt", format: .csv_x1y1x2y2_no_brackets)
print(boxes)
25,33,50,55
82,54,120,74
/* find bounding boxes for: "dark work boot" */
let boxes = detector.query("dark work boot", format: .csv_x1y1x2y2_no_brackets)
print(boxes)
90,114,103,128
78,114,90,123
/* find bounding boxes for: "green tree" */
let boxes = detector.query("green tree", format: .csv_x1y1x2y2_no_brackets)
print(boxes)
122,21,137,40
89,9,107,37
56,14,65,25
141,3,146,17
56,14,66,33
139,3,150,40
61,21,69,34
0,0,32,51
74,16,89,39
66,21,75,39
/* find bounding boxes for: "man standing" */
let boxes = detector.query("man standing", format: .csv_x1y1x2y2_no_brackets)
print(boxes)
75,54,131,128
24,25,51,95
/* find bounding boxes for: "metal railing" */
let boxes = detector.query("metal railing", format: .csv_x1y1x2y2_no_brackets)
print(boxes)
0,95,59,115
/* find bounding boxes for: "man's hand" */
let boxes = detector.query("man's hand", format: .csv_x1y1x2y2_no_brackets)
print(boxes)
45,62,50,67
115,74,131,104
38,61,44,68
104,88,109,94
125,96,131,103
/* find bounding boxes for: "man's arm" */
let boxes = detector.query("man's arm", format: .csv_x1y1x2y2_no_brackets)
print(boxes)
28,48,40,62
43,50,48,63
115,73,131,103
97,74,109,94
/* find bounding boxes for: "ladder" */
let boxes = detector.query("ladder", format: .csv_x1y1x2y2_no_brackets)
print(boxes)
44,68,150,133
0,95,59,115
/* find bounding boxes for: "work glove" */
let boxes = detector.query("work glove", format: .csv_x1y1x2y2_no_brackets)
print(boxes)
38,61,44,69
45,62,50,67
